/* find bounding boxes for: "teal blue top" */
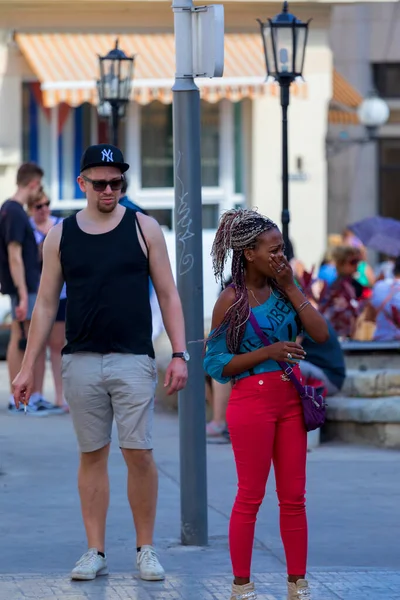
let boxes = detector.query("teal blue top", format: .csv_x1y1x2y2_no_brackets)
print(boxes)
204,292,302,384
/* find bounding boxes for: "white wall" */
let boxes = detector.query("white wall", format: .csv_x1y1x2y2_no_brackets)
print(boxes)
163,230,220,321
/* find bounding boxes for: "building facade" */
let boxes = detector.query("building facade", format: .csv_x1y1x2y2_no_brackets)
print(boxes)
0,0,340,314
328,2,400,239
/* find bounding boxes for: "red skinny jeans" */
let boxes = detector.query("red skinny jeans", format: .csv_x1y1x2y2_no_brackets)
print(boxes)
226,370,308,578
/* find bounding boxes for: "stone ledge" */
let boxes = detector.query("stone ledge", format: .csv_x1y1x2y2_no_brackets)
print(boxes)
324,421,400,449
342,369,400,398
327,396,400,424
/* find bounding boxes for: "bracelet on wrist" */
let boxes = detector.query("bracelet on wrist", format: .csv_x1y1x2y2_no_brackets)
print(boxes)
297,300,311,314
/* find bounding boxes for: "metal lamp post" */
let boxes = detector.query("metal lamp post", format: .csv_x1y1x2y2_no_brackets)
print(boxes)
98,40,135,147
258,1,310,250
326,90,389,155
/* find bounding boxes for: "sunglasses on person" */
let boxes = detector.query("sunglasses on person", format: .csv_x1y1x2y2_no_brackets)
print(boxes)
346,258,359,266
82,175,124,192
35,201,50,210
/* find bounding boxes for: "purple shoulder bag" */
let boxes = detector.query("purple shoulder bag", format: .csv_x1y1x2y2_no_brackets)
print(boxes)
248,312,327,432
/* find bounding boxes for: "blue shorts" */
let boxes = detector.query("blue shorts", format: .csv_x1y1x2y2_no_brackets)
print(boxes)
10,293,37,321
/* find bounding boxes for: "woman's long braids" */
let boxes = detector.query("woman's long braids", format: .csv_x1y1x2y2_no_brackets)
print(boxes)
210,208,278,353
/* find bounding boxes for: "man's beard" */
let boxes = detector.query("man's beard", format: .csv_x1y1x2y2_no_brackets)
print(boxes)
97,199,118,213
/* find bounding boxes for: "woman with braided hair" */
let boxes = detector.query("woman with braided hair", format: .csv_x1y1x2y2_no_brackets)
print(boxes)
204,209,328,600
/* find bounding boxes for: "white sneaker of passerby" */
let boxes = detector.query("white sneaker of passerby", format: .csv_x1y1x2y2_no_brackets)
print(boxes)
137,545,165,581
70,548,109,580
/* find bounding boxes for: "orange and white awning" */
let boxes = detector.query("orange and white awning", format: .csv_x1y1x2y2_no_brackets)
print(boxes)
15,32,308,108
328,69,363,125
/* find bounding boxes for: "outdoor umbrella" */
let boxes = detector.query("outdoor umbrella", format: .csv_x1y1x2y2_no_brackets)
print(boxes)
348,216,400,257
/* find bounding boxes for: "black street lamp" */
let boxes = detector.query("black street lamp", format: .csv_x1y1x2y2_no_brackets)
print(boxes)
98,39,135,147
258,2,310,250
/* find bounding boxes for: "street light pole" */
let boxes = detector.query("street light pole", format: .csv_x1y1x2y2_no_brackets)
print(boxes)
110,104,119,147
98,40,134,149
281,81,290,250
172,0,208,546
110,103,119,147
258,1,310,251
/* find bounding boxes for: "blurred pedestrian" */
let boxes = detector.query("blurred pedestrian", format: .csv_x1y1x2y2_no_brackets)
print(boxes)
318,249,337,286
319,246,365,340
28,192,67,411
12,144,188,582
204,208,328,600
0,162,51,415
368,256,400,341
206,276,233,444
375,255,396,281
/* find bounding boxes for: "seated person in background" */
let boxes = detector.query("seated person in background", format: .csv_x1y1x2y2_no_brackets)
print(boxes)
318,249,337,286
300,321,346,397
319,246,365,340
354,246,375,289
368,256,400,341
205,275,233,444
375,255,396,281
341,229,375,289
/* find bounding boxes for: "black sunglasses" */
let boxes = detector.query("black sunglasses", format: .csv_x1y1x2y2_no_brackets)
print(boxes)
347,258,359,266
82,175,124,192
35,201,50,210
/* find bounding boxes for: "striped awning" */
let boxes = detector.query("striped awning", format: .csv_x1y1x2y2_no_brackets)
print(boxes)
15,32,308,108
328,69,363,125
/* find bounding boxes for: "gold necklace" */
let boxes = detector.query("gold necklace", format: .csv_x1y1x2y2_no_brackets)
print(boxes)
247,286,270,306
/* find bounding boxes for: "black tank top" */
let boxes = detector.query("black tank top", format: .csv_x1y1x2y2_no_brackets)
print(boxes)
60,208,154,358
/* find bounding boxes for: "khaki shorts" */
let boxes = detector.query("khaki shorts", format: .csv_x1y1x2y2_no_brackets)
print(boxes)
62,353,157,453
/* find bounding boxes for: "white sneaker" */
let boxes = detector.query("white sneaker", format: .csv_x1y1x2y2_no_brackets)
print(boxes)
70,548,109,580
137,545,165,581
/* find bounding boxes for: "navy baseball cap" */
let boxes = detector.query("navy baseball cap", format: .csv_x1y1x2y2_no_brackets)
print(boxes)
80,144,129,174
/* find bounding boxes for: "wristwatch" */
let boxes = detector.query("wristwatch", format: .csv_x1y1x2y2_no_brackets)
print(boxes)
172,351,190,362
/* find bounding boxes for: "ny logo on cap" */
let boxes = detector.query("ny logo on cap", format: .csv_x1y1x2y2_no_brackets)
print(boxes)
101,149,114,163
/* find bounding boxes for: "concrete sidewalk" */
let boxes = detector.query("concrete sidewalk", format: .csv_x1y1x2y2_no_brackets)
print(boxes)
0,362,399,599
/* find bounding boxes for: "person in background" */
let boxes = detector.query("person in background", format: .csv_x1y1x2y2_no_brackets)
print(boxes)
28,192,67,412
375,255,396,281
0,162,49,415
318,249,337,286
368,256,400,341
206,276,233,444
285,238,305,282
204,208,329,600
206,378,232,444
341,229,375,289
119,178,143,212
354,246,375,289
319,246,365,340
298,293,346,396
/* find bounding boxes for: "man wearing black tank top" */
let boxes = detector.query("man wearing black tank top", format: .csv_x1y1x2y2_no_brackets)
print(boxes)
12,144,189,582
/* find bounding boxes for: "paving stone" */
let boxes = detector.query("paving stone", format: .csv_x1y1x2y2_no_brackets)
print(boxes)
0,571,399,600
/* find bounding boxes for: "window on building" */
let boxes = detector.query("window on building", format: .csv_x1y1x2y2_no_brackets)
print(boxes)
146,208,173,230
373,63,400,98
202,203,220,229
140,101,220,188
22,82,103,200
379,139,400,221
